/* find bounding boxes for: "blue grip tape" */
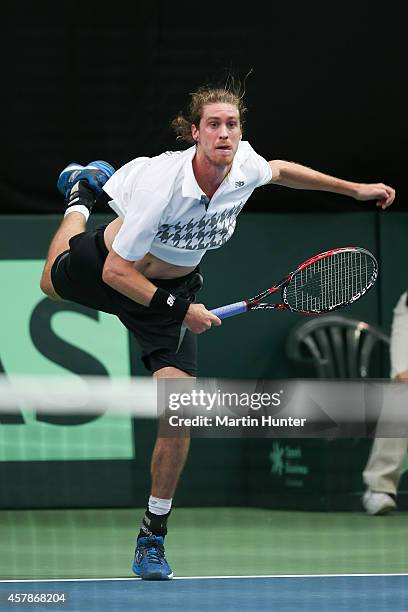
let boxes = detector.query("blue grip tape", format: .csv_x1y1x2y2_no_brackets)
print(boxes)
210,301,248,319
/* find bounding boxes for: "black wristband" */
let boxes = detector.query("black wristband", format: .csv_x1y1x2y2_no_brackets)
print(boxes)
150,288,190,322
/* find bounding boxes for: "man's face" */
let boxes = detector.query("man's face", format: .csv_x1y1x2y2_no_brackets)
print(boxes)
191,103,242,167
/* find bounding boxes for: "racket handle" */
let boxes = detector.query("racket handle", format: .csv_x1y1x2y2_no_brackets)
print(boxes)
210,301,248,319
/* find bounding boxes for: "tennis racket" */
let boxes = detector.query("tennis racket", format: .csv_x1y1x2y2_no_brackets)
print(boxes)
210,247,378,319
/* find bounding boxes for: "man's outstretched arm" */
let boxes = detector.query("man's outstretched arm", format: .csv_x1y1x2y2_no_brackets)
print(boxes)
268,160,395,210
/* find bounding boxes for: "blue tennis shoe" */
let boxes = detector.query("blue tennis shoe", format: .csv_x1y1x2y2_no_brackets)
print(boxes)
133,535,173,580
57,160,115,200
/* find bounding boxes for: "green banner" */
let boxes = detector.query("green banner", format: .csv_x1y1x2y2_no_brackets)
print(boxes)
0,260,134,461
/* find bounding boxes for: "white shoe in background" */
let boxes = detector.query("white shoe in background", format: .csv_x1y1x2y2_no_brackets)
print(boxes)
362,491,397,515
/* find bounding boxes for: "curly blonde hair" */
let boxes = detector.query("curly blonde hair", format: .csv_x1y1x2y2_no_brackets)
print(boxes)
171,83,247,144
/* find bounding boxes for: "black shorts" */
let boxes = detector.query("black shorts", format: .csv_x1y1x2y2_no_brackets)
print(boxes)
50,225,202,375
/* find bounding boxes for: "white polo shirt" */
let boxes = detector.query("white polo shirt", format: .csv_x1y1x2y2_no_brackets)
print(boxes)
103,141,272,266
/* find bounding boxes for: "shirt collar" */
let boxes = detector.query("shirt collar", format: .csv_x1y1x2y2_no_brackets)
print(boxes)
182,147,203,199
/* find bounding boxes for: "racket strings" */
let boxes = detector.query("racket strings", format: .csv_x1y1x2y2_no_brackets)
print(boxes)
285,251,376,313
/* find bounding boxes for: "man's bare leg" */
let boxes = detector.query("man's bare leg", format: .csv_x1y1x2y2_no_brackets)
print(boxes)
40,212,86,299
137,366,191,544
150,366,192,499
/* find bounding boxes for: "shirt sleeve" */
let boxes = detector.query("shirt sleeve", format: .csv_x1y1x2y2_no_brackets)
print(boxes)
242,141,272,186
253,151,272,186
259,157,272,185
111,188,169,261
103,157,151,218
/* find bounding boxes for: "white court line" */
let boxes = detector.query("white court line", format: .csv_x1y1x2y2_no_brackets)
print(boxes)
1,573,407,583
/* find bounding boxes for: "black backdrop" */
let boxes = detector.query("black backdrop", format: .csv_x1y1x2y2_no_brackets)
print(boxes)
2,1,405,215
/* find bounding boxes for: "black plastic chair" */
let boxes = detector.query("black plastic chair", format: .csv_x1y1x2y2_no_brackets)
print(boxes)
285,314,390,379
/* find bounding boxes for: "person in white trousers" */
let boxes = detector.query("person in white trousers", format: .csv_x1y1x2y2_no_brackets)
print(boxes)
362,291,408,514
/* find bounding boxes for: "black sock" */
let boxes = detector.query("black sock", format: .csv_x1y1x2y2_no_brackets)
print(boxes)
138,509,171,540
66,180,95,211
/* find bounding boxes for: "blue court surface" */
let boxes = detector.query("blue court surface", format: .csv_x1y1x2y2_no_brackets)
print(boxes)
1,574,407,612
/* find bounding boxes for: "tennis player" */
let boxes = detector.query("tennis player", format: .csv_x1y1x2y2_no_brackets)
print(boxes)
40,83,395,580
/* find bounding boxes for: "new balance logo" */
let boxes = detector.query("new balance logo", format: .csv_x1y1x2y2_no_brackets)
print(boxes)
167,294,175,307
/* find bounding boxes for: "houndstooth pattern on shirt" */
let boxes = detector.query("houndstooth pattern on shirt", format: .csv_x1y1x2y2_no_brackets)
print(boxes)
156,203,245,250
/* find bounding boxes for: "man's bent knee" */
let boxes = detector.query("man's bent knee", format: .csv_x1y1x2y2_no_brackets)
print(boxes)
153,366,194,379
40,269,62,301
